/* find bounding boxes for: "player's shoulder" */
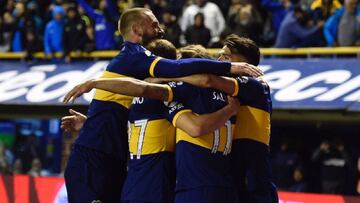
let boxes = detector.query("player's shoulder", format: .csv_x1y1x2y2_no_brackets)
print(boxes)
235,76,269,88
120,41,153,56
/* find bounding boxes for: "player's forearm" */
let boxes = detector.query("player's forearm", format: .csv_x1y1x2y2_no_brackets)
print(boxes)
93,78,148,97
93,78,170,101
178,105,235,137
194,105,236,136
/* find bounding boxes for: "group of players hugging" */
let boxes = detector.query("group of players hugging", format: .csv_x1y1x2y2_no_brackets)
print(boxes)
60,7,278,203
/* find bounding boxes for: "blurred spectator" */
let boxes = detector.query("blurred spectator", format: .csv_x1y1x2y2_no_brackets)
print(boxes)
26,1,44,35
311,0,342,22
323,0,360,47
272,140,300,189
14,134,38,172
0,141,13,166
161,9,182,47
27,157,43,177
0,12,15,52
77,4,95,52
212,0,232,17
11,2,26,52
63,5,88,62
44,5,65,59
261,0,294,36
166,0,186,17
148,0,168,23
0,141,13,175
2,0,15,14
23,29,41,62
0,159,11,175
227,3,263,44
311,139,352,194
185,13,211,47
288,166,308,192
181,0,225,43
275,5,324,47
76,0,118,50
12,158,24,175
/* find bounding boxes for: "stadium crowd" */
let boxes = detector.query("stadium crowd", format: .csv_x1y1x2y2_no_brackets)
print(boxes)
0,0,359,58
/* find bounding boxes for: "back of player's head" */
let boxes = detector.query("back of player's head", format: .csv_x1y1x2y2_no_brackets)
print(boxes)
224,34,260,66
178,44,209,59
118,7,152,36
146,39,177,59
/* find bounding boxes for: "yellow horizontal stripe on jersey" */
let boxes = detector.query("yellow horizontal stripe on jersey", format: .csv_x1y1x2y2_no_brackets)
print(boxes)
149,57,162,77
233,106,271,145
93,71,134,108
129,119,176,155
176,124,235,152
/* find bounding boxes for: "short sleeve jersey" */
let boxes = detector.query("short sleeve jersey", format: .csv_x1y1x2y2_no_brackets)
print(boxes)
166,81,236,191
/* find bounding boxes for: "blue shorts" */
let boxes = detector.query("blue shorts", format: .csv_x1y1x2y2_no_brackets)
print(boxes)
175,187,238,203
231,139,278,203
64,144,127,203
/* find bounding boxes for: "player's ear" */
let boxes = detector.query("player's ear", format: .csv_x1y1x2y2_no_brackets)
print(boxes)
132,23,143,37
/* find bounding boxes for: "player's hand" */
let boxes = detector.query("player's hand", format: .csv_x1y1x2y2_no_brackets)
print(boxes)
227,96,240,115
63,80,95,103
230,62,263,77
61,109,87,133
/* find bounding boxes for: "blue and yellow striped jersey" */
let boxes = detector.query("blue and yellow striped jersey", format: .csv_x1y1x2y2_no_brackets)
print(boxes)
167,81,236,191
74,41,232,160
122,96,179,202
232,76,272,145
74,41,159,160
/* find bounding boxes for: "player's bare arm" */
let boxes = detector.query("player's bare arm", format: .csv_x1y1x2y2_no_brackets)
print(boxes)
175,96,239,137
63,78,172,104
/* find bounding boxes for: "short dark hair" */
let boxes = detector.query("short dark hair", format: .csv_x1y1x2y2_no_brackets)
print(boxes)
146,39,177,59
224,34,260,66
118,7,151,36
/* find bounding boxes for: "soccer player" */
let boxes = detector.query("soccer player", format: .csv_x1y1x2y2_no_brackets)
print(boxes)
62,55,240,203
63,7,262,203
122,39,239,203
63,53,241,203
152,35,278,203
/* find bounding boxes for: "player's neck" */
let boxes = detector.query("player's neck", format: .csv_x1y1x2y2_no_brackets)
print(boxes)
123,34,142,45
